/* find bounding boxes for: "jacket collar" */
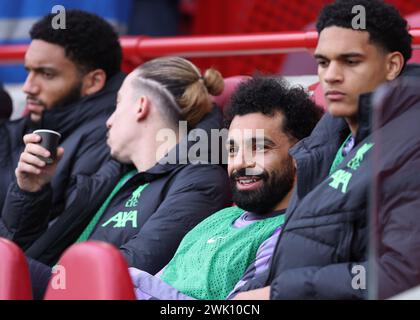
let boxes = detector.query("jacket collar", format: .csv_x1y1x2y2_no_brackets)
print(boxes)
290,113,350,199
290,87,373,199
355,92,373,144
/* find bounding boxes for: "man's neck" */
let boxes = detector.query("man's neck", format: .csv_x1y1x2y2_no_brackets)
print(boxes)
131,128,180,172
345,116,359,137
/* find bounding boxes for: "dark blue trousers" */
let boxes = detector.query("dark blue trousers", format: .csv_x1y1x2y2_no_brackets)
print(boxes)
26,257,52,300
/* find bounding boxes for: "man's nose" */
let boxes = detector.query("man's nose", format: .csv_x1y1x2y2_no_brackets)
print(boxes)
323,61,344,84
106,112,114,129
232,147,256,171
22,72,40,96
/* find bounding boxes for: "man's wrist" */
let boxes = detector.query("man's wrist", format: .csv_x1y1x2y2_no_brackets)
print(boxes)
13,182,51,196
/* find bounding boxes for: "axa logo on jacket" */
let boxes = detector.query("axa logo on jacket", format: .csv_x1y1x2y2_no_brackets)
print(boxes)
329,142,374,194
101,183,150,229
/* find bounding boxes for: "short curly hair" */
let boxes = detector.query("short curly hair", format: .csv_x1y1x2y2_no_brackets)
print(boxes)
30,9,122,78
227,76,324,141
316,0,412,68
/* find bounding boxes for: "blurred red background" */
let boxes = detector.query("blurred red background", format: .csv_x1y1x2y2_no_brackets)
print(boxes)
180,0,420,77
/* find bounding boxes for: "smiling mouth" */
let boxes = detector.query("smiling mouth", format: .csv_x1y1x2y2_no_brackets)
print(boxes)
236,176,264,190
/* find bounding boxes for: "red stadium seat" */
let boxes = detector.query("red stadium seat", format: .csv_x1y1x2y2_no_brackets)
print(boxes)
44,241,135,300
0,238,32,300
407,11,420,63
211,75,251,111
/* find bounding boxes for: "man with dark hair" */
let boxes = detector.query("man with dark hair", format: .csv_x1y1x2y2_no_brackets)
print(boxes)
226,76,323,141
0,57,231,300
126,76,323,300
0,10,124,213
234,0,420,300
316,0,412,69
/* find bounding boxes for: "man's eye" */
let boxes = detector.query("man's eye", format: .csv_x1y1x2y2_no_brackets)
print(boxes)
317,60,328,68
253,144,266,152
43,72,54,79
229,146,238,155
346,60,360,66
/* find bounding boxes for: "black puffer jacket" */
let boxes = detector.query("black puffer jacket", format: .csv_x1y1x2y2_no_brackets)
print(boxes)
0,72,125,214
266,64,420,299
371,75,420,299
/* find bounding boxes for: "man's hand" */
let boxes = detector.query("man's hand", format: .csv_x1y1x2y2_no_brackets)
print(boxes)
233,286,271,300
15,133,64,193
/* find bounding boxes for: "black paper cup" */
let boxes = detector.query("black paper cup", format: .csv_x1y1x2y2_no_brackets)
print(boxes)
33,129,62,164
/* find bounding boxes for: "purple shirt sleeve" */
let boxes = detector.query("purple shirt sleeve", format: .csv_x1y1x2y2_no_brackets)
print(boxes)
129,267,195,300
226,227,282,299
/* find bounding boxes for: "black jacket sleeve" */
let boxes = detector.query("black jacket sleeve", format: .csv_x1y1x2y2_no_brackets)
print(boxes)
0,160,121,252
0,120,113,246
270,261,368,300
48,125,111,221
119,164,231,274
0,183,53,248
375,150,420,299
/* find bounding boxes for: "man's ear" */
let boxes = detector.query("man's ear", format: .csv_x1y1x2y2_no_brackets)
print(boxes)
135,95,150,122
385,52,405,81
81,69,107,96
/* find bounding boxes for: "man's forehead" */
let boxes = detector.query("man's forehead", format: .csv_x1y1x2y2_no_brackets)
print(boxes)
25,40,71,68
228,113,283,142
230,112,282,125
315,26,371,57
227,130,267,142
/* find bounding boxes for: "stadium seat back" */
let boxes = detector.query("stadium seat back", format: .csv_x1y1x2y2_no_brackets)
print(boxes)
407,11,420,63
211,75,251,111
44,241,135,300
0,238,32,300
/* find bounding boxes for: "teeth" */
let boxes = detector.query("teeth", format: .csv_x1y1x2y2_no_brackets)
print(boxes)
239,178,257,184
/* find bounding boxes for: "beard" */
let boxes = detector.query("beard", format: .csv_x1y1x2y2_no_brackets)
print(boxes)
28,81,83,124
52,81,83,109
230,157,295,215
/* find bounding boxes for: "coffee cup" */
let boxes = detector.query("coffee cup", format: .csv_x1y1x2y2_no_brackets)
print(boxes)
33,129,62,164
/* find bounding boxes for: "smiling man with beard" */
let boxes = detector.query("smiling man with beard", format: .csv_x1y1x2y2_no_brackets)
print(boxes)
229,141,295,216
127,76,323,300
